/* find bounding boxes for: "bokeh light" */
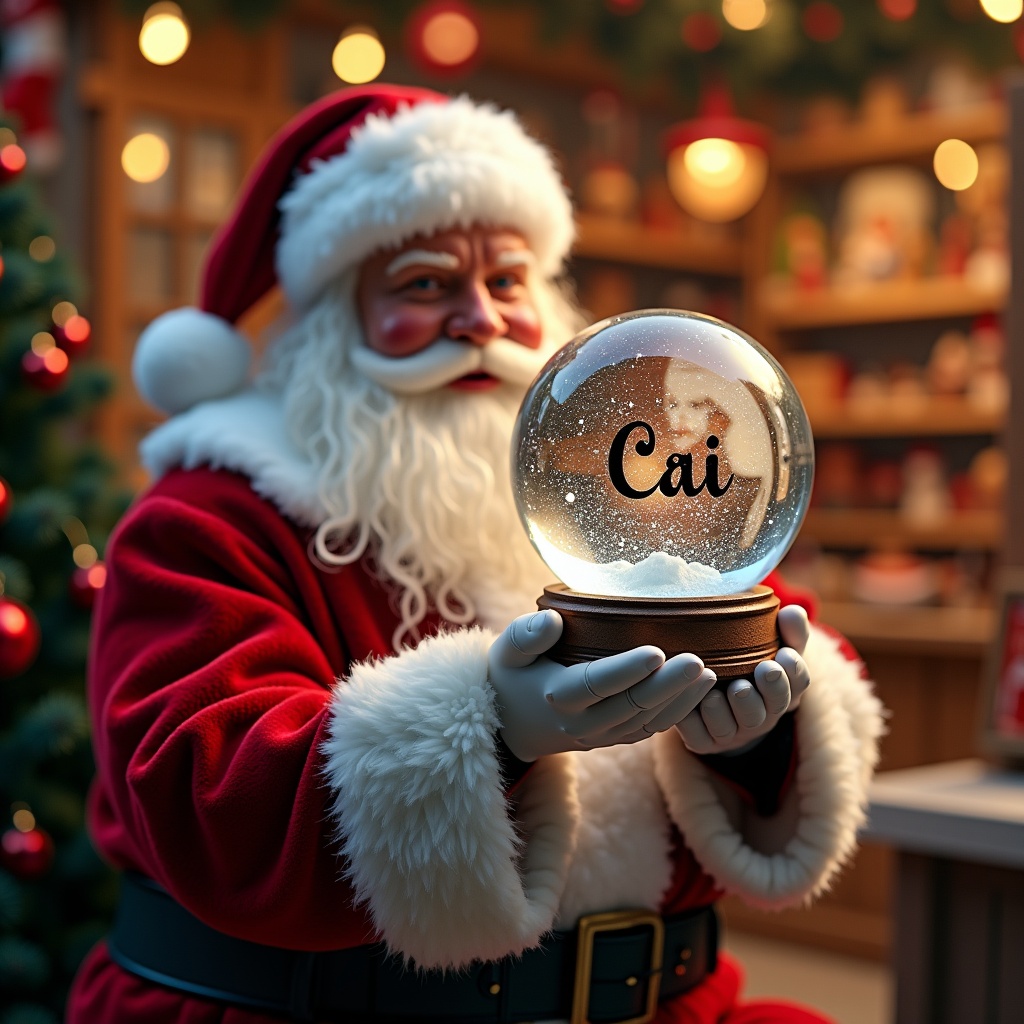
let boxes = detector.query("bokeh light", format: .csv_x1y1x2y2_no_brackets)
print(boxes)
332,26,386,84
0,144,27,174
421,9,479,66
139,2,191,66
803,1,844,41
28,236,56,262
30,332,55,355
52,301,78,326
73,544,99,569
121,132,170,183
980,0,1022,22
878,0,916,19
934,138,979,191
682,12,723,51
722,0,769,31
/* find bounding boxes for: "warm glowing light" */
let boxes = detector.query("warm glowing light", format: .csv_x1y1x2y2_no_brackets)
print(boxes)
121,132,170,183
86,564,108,589
139,3,191,65
981,0,1022,21
73,543,98,569
28,236,55,262
934,138,979,190
0,144,26,173
52,301,77,326
683,138,746,188
30,332,55,355
43,348,68,373
0,603,27,634
722,0,769,31
878,0,916,18
12,809,35,833
0,128,16,147
421,10,479,66
668,139,769,222
332,27,386,84
63,315,91,344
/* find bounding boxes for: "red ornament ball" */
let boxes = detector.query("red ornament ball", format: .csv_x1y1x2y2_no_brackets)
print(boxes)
803,1,843,42
681,12,722,52
0,143,26,184
0,826,54,879
878,0,915,20
21,346,69,391
69,562,107,609
0,596,40,678
0,476,11,525
53,314,92,357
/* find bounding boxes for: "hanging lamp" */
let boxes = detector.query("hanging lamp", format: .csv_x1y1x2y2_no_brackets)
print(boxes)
664,84,770,223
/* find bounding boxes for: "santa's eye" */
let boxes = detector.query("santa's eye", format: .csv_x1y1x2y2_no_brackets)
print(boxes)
490,272,523,293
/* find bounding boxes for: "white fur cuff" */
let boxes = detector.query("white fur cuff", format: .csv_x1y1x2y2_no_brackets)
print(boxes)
322,627,578,969
652,624,886,909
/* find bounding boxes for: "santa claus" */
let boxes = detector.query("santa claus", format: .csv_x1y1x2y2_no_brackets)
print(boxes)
69,86,884,1024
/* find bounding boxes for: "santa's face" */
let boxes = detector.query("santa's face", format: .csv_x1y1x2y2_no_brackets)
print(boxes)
354,226,547,394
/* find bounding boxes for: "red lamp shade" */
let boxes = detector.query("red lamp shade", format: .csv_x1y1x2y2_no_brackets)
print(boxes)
664,86,770,223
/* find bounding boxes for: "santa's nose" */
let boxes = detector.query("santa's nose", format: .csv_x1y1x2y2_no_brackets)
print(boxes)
446,282,507,346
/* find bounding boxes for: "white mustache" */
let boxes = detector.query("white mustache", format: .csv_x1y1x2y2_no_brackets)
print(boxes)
350,338,550,395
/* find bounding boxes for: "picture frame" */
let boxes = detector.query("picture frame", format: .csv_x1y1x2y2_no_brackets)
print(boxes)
979,568,1024,764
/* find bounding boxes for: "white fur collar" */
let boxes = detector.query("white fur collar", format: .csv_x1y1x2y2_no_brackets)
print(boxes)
139,390,545,633
139,389,326,528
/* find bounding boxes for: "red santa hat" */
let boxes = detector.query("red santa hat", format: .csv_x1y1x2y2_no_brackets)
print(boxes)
133,84,576,416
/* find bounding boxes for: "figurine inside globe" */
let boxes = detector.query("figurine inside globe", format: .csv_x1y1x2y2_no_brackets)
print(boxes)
511,309,814,599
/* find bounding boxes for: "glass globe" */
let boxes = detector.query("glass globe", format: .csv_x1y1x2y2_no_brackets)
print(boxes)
511,309,814,598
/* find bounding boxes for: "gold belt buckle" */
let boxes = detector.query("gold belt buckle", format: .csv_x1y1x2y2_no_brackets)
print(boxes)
570,909,665,1024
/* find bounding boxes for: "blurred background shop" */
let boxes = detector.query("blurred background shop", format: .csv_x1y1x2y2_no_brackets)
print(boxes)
2,2,1024,1022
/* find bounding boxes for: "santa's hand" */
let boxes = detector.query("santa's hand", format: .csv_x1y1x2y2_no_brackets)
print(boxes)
675,605,811,756
489,610,718,762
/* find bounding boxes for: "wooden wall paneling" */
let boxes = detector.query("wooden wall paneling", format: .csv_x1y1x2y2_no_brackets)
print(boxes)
892,852,939,1024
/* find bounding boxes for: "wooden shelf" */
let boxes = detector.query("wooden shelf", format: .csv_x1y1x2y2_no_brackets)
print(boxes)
818,601,995,656
801,509,1003,551
809,399,1004,439
774,101,1006,177
761,276,1005,330
573,214,743,275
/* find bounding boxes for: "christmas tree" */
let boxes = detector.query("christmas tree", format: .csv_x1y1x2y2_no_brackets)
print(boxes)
0,123,127,1021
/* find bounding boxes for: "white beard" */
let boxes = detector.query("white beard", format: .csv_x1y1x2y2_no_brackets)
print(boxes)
259,271,580,650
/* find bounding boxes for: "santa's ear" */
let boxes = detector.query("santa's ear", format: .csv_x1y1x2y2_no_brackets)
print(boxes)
132,308,252,416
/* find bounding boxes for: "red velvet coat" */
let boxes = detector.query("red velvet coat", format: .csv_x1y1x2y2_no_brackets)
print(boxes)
68,466,857,1024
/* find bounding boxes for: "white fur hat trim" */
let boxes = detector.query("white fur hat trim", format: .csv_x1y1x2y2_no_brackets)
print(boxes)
276,96,576,310
132,308,252,416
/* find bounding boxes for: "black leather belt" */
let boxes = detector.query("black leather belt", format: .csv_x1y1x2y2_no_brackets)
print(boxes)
108,872,717,1024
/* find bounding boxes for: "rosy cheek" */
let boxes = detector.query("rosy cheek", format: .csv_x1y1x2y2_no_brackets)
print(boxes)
367,305,445,357
505,302,544,349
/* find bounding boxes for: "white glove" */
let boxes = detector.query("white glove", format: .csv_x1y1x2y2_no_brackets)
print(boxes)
489,609,718,763
675,604,812,757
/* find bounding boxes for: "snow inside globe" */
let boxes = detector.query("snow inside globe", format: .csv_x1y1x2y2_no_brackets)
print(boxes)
511,309,814,599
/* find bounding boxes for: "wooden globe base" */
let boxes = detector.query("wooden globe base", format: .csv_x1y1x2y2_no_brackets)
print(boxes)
536,583,780,683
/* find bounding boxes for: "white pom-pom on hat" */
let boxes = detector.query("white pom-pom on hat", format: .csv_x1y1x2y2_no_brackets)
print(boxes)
132,308,251,416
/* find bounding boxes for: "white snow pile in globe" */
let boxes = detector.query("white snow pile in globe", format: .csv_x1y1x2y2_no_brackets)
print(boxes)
511,309,815,599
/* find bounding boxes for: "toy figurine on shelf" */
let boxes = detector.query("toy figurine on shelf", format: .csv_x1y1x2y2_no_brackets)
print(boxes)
778,210,828,290
832,167,934,286
926,329,972,396
68,85,884,1024
900,446,952,527
967,313,1009,414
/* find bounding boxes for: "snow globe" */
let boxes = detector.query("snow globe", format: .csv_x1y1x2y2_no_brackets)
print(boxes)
511,309,814,679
